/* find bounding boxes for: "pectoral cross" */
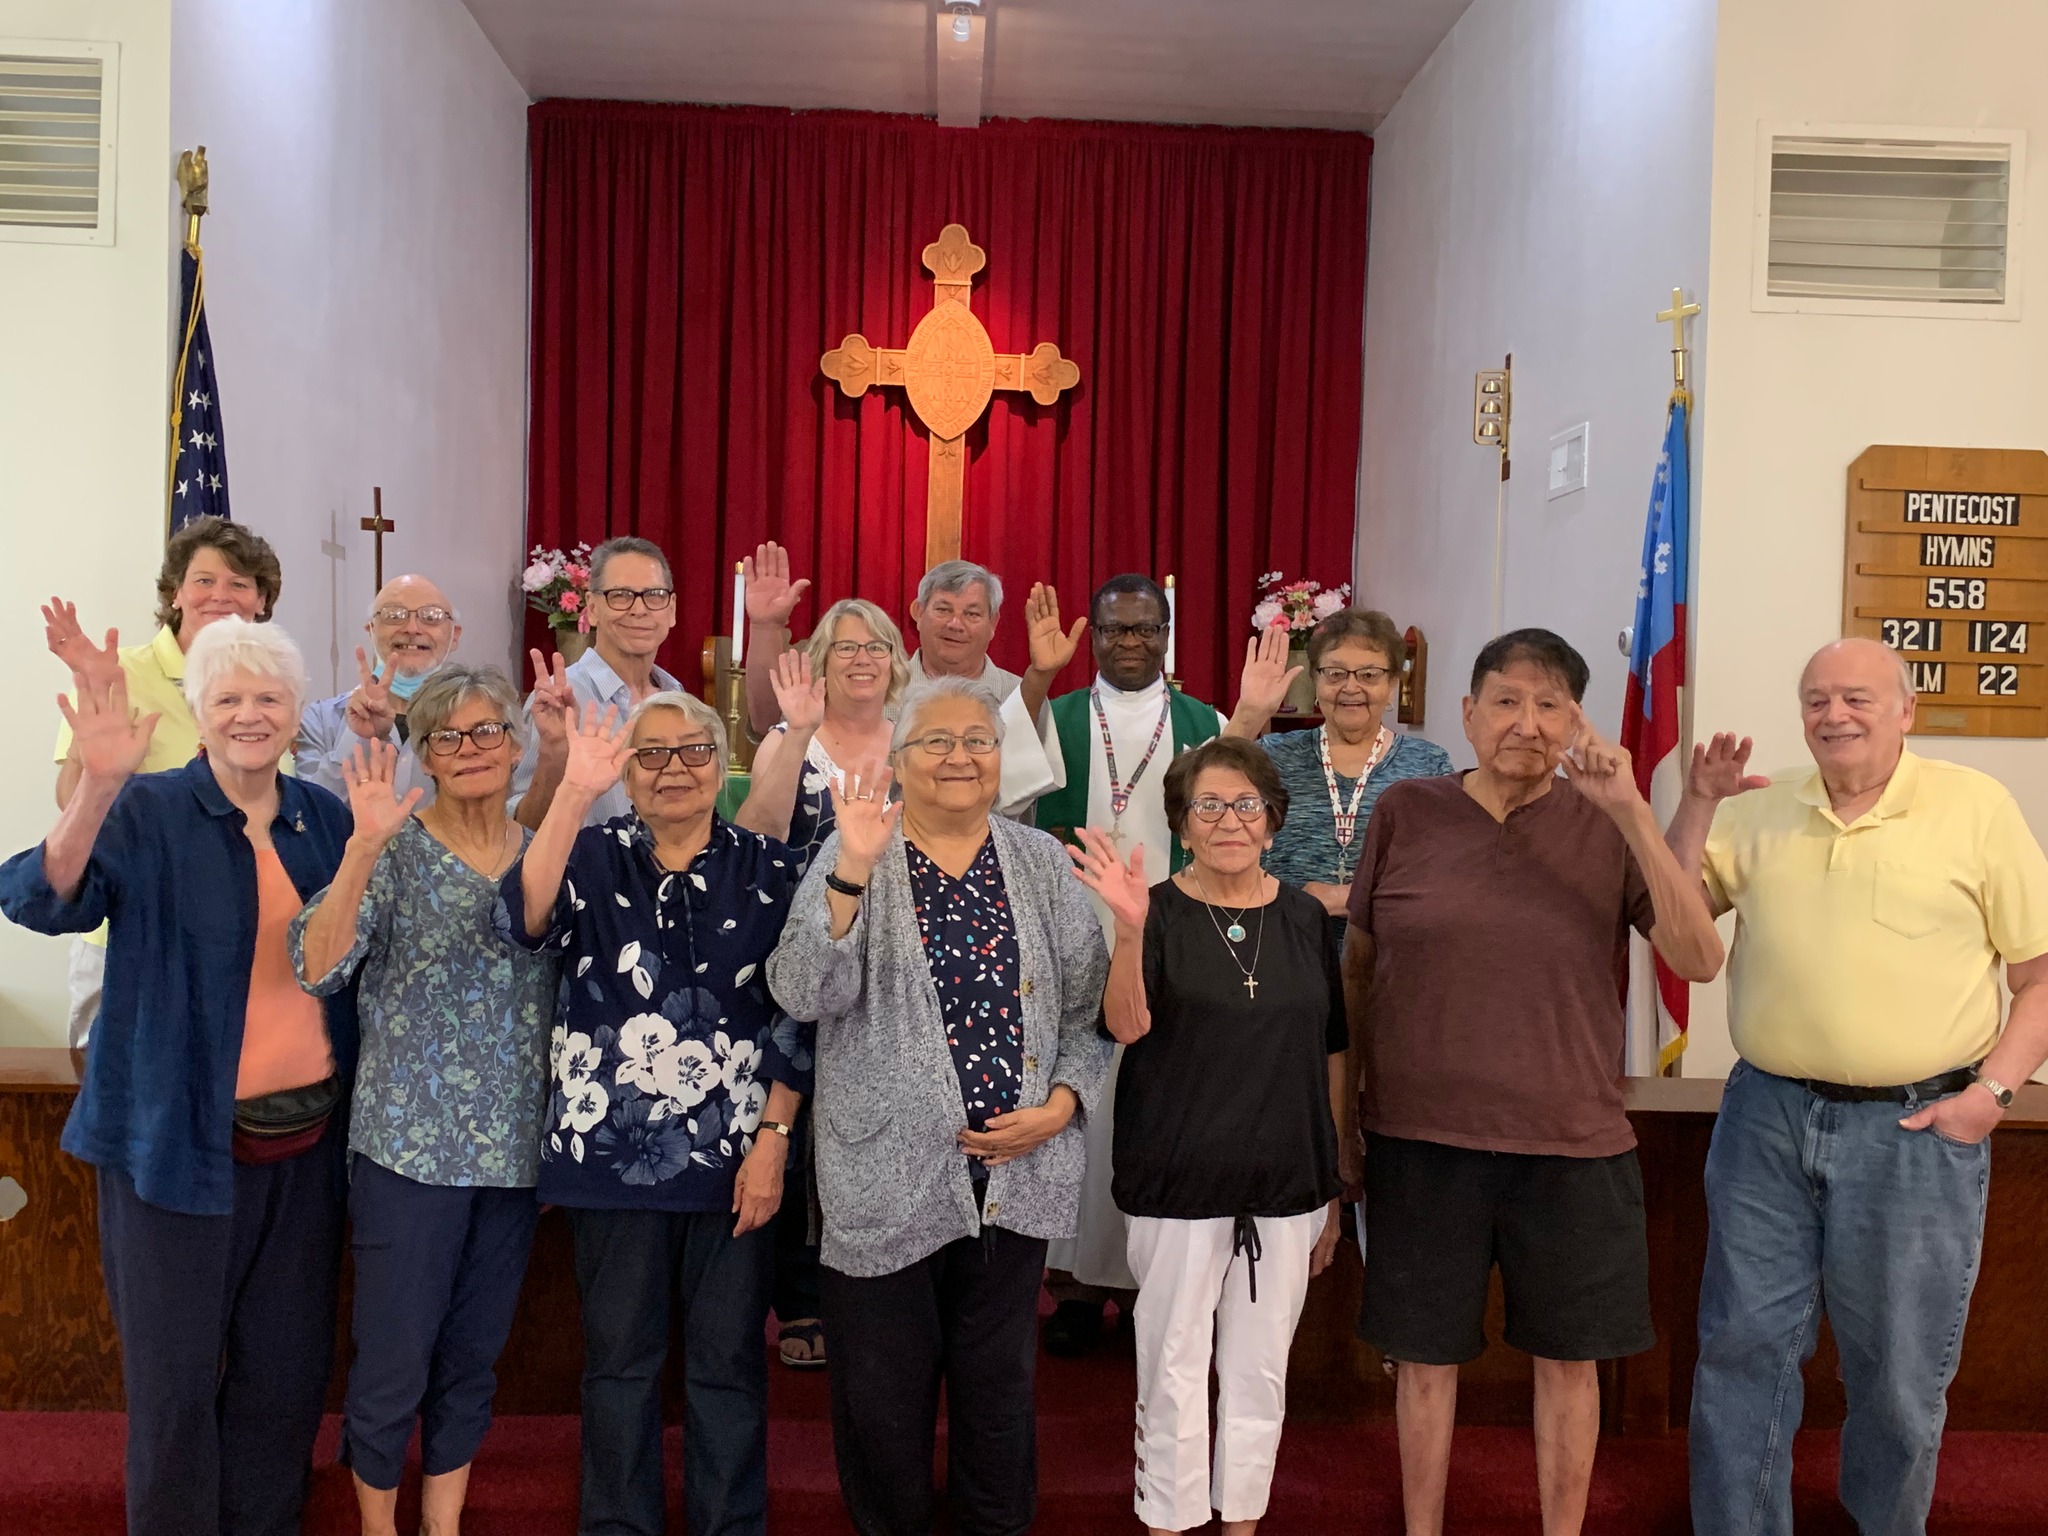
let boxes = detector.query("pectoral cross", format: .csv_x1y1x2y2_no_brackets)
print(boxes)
359,486,395,590
821,225,1081,568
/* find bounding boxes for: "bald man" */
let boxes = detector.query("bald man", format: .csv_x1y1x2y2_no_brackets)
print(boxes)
1667,638,2048,1536
296,574,463,806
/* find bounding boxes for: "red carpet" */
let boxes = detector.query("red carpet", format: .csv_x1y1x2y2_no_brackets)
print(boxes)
6,1339,2046,1534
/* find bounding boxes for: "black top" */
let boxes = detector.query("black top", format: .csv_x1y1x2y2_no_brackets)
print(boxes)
1111,879,1347,1220
908,838,1025,1180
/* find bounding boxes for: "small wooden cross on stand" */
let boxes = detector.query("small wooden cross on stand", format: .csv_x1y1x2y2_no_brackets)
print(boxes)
360,487,395,591
1656,287,1702,396
822,225,1082,569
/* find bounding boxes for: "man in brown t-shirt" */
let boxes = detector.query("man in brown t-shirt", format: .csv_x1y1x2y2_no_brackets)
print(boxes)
1343,628,1723,1536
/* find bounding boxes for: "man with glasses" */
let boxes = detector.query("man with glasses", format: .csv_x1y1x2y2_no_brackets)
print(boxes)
994,573,1281,1353
297,574,463,805
512,536,683,829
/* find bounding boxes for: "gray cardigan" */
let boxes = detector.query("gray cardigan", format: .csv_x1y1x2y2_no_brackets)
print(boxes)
766,816,1111,1278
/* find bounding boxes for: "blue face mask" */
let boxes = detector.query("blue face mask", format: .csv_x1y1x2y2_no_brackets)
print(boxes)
378,660,435,701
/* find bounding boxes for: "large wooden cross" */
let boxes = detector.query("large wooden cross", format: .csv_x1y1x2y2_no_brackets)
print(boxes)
822,224,1080,568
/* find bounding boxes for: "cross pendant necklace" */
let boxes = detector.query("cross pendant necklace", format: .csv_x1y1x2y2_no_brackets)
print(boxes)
1244,974,1258,999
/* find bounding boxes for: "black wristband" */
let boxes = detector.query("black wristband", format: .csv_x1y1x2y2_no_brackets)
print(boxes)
824,870,867,898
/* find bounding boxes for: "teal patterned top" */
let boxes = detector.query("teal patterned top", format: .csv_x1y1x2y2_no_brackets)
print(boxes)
291,818,559,1188
1258,729,1455,889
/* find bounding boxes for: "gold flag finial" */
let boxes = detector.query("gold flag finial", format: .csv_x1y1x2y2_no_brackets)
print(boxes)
176,146,210,251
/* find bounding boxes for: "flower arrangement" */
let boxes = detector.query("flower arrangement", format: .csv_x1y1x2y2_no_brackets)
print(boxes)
522,543,595,634
1250,571,1352,636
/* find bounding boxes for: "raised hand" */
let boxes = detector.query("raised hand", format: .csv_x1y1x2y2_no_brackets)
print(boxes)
771,649,826,735
1236,622,1303,718
1024,582,1088,675
528,647,577,755
1561,704,1642,815
43,598,121,696
744,541,812,628
826,759,901,875
1067,826,1149,932
562,702,632,798
58,673,158,784
343,646,399,743
340,740,425,847
1686,732,1771,802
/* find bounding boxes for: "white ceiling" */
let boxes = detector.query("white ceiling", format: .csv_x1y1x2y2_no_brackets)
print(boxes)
459,0,1474,131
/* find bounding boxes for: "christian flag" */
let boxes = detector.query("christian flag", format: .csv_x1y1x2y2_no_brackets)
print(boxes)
167,244,231,532
1621,395,1690,1072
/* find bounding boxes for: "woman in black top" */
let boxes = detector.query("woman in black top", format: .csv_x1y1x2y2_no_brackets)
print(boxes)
1070,736,1350,1536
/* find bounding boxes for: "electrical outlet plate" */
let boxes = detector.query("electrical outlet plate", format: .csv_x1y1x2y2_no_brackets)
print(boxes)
1548,422,1589,499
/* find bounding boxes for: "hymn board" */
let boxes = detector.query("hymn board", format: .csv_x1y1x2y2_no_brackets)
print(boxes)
1845,445,2048,737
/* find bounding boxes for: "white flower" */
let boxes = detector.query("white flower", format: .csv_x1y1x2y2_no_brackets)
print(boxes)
559,1030,601,1084
718,1035,764,1095
651,1038,719,1108
561,1079,609,1133
1311,589,1347,620
548,1024,570,1079
1250,597,1284,630
731,1079,768,1133
616,1014,677,1093
521,558,557,591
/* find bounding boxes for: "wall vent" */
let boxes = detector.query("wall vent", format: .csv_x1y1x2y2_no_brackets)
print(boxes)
1756,128,2023,319
0,42,117,246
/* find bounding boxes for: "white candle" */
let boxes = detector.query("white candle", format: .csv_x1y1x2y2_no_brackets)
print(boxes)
1164,573,1177,678
732,561,746,668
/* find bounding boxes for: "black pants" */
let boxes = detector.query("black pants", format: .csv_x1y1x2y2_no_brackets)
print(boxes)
96,1131,346,1536
821,1228,1048,1536
342,1156,540,1489
568,1207,775,1536
770,1105,823,1324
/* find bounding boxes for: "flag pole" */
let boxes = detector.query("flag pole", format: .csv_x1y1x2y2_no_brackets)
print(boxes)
166,148,211,530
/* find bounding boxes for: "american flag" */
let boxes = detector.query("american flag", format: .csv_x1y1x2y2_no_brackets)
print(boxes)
167,245,230,531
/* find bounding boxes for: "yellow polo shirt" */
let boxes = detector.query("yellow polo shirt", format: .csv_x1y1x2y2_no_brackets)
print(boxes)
1703,750,2048,1086
52,624,202,771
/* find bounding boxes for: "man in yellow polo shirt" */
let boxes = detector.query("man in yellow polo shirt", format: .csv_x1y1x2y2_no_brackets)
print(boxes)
1667,637,2048,1536
49,516,282,1046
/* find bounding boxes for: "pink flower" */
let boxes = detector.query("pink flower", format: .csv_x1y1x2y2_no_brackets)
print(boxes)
521,559,557,592
558,591,582,613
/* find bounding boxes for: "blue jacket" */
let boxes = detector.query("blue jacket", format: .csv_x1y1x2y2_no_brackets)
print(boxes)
0,757,358,1216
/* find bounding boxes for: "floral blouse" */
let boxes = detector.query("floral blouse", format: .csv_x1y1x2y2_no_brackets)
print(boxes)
774,723,845,881
496,814,813,1213
907,838,1024,1178
292,819,558,1188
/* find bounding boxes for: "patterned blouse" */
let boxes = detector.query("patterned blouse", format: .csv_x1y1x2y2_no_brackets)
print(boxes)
773,723,846,882
292,818,559,1188
907,838,1025,1175
495,814,813,1213
1259,729,1455,889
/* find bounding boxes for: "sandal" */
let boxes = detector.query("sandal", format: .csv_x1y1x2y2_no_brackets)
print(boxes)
777,1318,827,1370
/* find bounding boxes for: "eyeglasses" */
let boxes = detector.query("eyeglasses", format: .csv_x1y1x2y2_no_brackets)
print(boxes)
632,743,718,771
901,731,1000,758
1188,794,1267,823
1097,622,1167,643
828,640,895,660
1316,665,1391,688
373,605,455,626
599,586,675,612
424,721,511,756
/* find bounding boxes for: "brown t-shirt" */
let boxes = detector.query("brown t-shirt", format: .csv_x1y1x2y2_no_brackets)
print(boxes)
1346,773,1653,1157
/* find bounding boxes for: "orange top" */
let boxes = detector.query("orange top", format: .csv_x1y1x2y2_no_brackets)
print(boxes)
236,849,334,1099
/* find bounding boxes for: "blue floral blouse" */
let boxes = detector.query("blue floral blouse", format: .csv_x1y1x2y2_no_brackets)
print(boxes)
907,838,1024,1179
291,819,559,1189
496,814,813,1213
772,723,844,881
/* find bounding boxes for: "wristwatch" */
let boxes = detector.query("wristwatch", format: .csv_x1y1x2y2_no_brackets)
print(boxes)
1976,1075,2016,1109
758,1120,795,1139
824,869,867,899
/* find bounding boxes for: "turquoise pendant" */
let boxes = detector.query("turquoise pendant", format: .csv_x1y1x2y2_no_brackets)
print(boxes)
1226,922,1247,943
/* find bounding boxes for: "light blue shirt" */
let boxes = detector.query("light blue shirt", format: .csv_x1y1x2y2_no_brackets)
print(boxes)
509,646,682,826
296,692,434,807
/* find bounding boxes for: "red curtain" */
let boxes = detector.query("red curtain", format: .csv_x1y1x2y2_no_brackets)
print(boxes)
527,102,1370,705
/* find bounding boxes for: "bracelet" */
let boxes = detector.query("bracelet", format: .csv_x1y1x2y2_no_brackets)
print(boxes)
758,1119,795,1139
824,870,867,898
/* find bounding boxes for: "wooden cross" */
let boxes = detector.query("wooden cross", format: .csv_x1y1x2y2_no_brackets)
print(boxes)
1656,287,1702,393
822,224,1081,568
359,486,395,590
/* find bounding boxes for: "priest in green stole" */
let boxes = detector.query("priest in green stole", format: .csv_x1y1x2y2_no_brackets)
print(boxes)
996,573,1298,1352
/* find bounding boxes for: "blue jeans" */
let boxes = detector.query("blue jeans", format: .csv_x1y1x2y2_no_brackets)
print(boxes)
1689,1060,1991,1536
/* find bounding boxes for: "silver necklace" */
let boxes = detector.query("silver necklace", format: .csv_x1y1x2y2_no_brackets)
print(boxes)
1190,866,1266,999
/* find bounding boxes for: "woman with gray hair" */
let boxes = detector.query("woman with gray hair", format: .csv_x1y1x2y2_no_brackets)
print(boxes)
497,689,812,1536
768,675,1111,1536
0,617,353,1536
290,663,557,1536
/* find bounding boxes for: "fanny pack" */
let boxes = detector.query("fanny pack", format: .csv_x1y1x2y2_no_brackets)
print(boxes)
232,1074,342,1166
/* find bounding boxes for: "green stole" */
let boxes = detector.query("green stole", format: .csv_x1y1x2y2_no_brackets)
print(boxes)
1036,683,1221,873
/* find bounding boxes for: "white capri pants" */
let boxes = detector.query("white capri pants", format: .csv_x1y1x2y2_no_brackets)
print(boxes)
1127,1206,1327,1532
